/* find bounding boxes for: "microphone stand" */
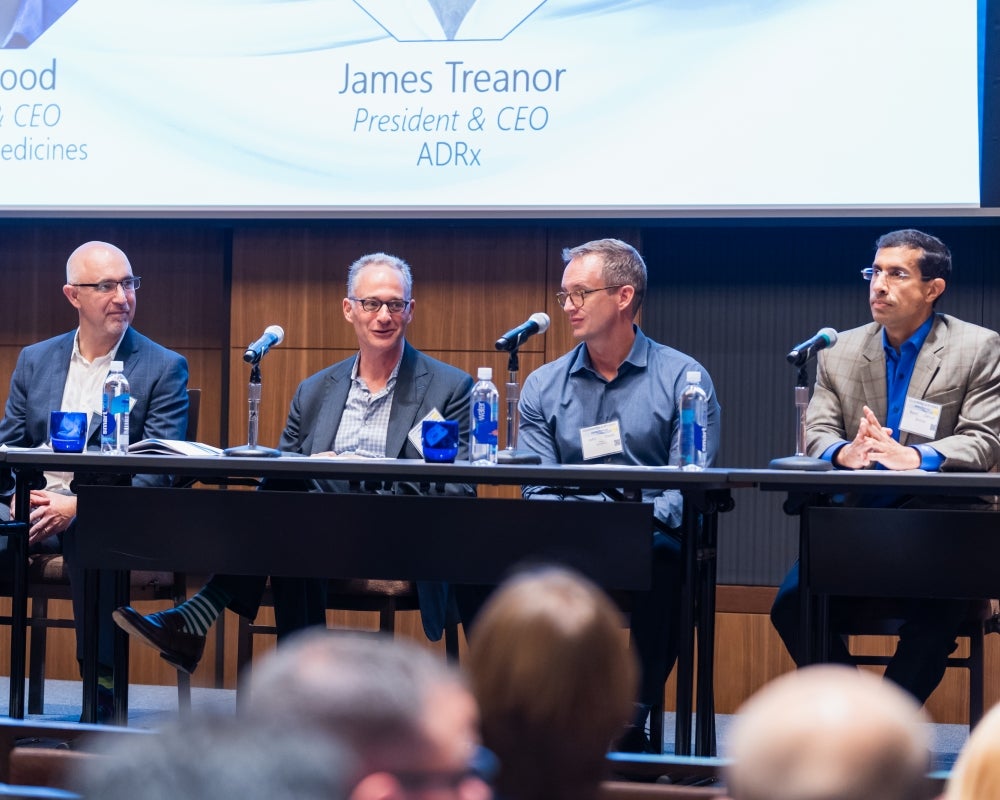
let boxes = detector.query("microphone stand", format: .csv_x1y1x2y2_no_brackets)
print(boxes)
496,347,541,465
769,364,831,470
224,361,281,458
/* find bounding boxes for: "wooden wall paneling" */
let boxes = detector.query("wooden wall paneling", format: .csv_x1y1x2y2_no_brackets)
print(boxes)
229,223,554,449
0,222,229,447
230,223,551,350
376,225,549,354
115,226,229,352
226,348,358,450
231,227,356,355
183,349,225,447
0,222,228,345
0,224,96,345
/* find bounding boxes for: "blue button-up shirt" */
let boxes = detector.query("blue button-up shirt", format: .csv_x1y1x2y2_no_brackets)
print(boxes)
517,326,721,529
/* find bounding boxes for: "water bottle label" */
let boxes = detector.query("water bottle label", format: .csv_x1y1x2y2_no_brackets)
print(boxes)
474,419,497,446
110,394,130,415
680,408,694,424
473,400,497,445
102,393,114,438
694,423,705,453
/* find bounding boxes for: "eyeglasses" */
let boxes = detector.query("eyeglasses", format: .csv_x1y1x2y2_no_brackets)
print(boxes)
349,296,411,314
393,746,499,791
555,284,625,309
70,277,141,294
860,268,934,284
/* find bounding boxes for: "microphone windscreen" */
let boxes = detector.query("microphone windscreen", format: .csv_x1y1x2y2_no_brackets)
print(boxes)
530,312,550,333
265,325,285,344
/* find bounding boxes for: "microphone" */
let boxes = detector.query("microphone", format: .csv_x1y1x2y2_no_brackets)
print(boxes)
786,327,838,367
495,312,550,352
243,325,285,364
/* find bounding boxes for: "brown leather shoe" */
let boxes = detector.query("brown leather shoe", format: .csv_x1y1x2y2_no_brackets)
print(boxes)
112,606,205,675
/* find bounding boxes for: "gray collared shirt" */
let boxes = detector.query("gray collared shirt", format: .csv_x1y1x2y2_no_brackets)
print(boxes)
332,353,402,457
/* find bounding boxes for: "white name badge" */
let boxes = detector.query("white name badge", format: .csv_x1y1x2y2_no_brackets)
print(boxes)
580,420,623,461
899,396,941,439
407,407,445,456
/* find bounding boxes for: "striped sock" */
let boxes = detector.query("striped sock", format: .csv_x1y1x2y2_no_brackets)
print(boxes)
175,583,231,636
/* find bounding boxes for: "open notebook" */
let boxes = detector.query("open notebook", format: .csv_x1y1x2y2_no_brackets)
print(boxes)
128,439,224,456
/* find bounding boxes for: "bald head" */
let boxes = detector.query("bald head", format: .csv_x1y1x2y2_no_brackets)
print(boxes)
725,666,931,800
66,240,130,284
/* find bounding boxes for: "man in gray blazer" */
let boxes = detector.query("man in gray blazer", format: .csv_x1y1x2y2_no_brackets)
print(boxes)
113,252,474,674
0,240,189,719
770,228,1000,704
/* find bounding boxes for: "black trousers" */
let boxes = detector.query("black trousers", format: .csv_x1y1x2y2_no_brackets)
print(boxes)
770,559,970,704
207,574,328,640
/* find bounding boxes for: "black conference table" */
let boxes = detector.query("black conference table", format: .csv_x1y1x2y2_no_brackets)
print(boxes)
1,450,733,756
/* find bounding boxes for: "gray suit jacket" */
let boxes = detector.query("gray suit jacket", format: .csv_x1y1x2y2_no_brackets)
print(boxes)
806,313,1000,471
276,340,475,639
0,327,189,490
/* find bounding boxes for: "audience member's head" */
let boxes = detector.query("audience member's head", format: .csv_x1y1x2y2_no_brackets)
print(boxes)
725,664,931,800
944,700,1000,800
468,565,638,800
244,629,493,800
70,713,356,800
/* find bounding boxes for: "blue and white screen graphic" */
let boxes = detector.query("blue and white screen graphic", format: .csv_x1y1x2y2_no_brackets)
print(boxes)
0,0,983,214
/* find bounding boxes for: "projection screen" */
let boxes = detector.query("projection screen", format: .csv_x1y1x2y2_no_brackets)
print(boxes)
0,0,991,217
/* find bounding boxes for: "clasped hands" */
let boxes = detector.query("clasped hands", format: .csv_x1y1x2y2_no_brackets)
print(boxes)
833,405,920,471
11,491,77,546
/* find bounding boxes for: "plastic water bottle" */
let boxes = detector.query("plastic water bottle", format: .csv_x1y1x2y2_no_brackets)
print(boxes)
470,367,499,465
101,360,130,454
679,370,708,471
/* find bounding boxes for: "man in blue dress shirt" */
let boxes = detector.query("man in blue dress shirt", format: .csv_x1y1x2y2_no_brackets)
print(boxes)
513,237,721,752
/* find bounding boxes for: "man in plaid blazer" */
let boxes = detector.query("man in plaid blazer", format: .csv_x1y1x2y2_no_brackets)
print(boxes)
770,228,1000,705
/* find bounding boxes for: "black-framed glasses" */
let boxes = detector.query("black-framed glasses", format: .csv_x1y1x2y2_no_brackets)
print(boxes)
349,296,411,314
393,746,499,791
70,277,141,294
555,284,625,309
860,267,934,284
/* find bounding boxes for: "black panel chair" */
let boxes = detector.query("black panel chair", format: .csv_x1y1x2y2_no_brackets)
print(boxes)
3,389,202,715
804,505,1000,727
825,597,997,726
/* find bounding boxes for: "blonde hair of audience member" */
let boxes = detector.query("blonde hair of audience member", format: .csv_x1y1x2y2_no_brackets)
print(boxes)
944,701,1000,800
468,565,639,800
243,629,492,800
725,664,931,800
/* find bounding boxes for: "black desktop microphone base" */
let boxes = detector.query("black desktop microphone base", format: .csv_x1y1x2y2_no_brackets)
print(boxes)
224,444,282,458
497,449,541,465
769,455,832,471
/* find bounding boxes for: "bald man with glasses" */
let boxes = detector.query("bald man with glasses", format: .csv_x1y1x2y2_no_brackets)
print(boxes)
0,240,189,722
